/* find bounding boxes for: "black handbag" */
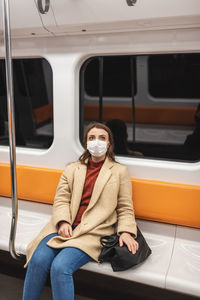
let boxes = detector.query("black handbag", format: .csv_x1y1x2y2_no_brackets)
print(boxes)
98,226,152,272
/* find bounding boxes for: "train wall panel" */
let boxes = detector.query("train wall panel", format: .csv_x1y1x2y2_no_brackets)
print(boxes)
0,163,199,229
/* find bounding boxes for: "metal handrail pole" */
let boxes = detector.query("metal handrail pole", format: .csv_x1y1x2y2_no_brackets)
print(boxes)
130,56,136,143
99,57,103,122
2,0,20,260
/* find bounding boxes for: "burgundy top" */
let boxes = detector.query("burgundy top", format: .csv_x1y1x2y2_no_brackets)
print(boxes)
73,158,104,226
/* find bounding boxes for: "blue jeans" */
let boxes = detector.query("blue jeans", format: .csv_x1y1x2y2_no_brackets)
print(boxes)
23,232,93,300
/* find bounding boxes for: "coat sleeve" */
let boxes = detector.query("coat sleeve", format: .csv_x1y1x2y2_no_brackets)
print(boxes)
52,166,72,228
116,166,137,237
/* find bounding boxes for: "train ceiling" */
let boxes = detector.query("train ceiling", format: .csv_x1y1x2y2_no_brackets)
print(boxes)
0,0,200,38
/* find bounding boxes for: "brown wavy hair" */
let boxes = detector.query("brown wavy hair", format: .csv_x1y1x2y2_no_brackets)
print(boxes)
79,122,115,164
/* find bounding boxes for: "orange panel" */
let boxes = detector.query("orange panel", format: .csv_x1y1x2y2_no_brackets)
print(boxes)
0,163,61,204
0,163,200,228
85,104,196,126
34,104,53,124
132,178,200,228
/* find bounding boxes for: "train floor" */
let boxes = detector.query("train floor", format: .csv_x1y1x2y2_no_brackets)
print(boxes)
1,271,200,300
1,270,200,300
0,273,90,300
1,250,200,300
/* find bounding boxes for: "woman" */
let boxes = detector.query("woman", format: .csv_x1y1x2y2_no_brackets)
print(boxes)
23,122,138,300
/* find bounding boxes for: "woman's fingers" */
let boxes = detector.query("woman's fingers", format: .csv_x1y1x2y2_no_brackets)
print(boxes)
58,223,72,237
69,225,73,237
126,240,136,254
119,238,123,247
63,226,68,236
135,241,139,251
131,241,139,254
127,240,138,254
119,232,139,254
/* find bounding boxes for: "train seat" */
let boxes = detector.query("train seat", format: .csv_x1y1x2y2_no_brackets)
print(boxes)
0,196,200,298
83,219,176,289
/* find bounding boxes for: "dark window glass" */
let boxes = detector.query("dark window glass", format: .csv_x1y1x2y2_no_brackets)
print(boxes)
84,58,99,97
80,54,200,162
0,58,53,149
149,54,200,98
84,56,136,97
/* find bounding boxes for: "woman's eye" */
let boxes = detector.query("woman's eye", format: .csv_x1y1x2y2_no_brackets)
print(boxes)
100,136,105,140
89,136,94,140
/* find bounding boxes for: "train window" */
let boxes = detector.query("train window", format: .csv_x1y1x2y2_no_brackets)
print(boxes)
0,58,53,149
149,54,200,99
84,56,137,97
80,54,200,162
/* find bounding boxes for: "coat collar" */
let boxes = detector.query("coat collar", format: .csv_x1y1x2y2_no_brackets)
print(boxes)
82,156,114,215
71,156,114,222
71,162,87,222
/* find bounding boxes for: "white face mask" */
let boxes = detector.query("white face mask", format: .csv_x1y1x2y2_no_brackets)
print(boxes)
87,140,108,157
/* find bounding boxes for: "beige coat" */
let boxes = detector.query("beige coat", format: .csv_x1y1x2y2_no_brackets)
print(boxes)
25,157,137,267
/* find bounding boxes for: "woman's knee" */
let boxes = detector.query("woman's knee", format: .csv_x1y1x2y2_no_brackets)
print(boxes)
29,250,49,272
50,256,73,278
29,234,58,270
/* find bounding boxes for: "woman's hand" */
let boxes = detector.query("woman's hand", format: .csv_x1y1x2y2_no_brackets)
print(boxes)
58,221,72,237
119,232,139,254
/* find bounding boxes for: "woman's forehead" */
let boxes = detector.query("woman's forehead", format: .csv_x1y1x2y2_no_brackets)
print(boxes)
88,127,108,136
